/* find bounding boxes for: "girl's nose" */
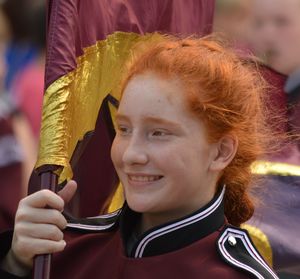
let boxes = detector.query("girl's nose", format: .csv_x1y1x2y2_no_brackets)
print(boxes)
122,136,148,165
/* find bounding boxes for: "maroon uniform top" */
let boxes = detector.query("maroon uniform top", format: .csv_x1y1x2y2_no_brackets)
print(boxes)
0,188,278,278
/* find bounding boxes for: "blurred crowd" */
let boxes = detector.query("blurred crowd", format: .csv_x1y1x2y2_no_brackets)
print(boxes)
0,0,45,230
215,1,300,278
214,0,300,158
0,0,299,277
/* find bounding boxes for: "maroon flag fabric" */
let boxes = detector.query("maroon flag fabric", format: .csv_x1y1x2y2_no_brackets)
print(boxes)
45,0,215,88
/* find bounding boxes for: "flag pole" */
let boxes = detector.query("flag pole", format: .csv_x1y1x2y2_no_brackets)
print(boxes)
33,171,58,279
33,3,60,277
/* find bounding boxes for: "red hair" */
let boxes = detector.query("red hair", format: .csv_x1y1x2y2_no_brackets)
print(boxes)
120,36,272,226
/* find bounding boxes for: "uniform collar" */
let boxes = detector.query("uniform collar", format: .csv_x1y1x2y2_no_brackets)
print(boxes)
119,187,226,258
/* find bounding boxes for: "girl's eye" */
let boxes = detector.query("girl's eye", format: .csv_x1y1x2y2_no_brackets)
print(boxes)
151,130,170,137
116,125,131,135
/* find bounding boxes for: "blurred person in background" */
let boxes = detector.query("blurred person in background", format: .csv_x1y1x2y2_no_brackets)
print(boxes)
213,0,252,54
213,0,287,138
0,1,38,231
214,1,300,278
0,0,38,91
250,0,300,155
0,45,36,232
213,0,287,141
0,39,22,232
246,0,300,278
250,0,300,76
1,0,45,142
11,4,45,141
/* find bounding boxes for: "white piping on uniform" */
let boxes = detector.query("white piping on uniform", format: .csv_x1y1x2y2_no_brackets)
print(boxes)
66,222,116,231
219,240,264,279
86,209,121,219
134,187,226,258
218,228,279,279
66,210,121,230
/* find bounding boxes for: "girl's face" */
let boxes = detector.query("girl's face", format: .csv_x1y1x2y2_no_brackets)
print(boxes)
111,72,221,223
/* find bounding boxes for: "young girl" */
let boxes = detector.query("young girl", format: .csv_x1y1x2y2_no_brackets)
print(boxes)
0,36,278,278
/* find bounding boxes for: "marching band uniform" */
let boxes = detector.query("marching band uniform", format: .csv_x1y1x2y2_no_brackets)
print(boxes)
0,188,278,278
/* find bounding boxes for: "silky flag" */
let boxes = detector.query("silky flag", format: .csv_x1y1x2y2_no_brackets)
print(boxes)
30,0,215,217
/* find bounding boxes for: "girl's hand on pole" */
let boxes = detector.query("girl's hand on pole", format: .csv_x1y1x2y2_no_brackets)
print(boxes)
0,180,77,276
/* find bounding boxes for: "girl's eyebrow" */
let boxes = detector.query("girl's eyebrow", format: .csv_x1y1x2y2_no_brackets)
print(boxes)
141,116,181,129
116,113,181,129
115,113,130,123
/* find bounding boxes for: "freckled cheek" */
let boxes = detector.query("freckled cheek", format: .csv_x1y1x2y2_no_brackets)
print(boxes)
111,139,126,169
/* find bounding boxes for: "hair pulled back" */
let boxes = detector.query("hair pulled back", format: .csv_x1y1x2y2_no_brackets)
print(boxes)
120,35,271,226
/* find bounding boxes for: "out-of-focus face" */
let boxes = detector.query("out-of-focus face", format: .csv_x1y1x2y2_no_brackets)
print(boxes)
111,72,220,223
250,0,300,75
213,0,252,44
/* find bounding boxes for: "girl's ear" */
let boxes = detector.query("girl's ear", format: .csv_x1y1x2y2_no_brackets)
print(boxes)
209,135,238,172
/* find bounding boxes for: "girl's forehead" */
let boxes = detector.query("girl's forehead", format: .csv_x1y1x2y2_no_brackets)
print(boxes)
122,72,186,102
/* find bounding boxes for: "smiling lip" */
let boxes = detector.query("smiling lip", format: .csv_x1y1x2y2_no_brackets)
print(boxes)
126,174,163,185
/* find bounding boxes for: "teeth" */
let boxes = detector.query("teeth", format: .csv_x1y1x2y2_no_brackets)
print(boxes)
129,175,161,182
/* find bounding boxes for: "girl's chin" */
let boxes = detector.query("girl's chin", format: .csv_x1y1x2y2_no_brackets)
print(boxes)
127,203,150,213
126,198,156,213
